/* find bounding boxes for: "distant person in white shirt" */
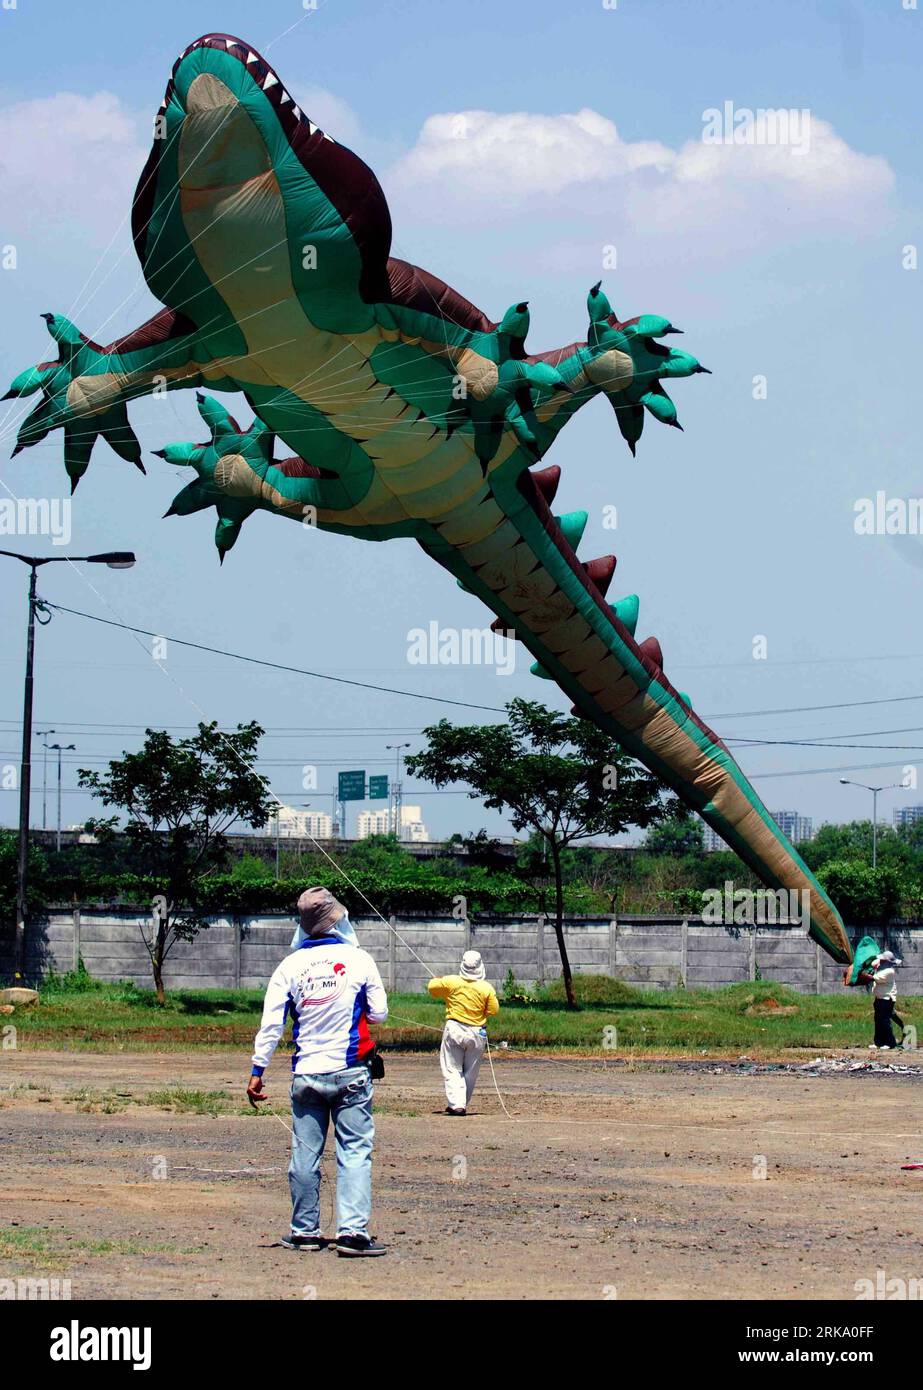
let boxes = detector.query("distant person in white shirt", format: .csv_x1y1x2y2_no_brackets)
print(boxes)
247,887,389,1257
855,950,901,1050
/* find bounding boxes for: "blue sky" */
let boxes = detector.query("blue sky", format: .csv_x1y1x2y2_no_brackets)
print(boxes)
1,0,922,841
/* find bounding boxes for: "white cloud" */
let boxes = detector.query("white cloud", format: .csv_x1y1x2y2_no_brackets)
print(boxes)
0,92,147,241
392,108,673,197
388,105,895,232
673,115,892,197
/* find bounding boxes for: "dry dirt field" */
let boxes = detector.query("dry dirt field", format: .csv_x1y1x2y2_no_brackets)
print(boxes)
2,1049,921,1301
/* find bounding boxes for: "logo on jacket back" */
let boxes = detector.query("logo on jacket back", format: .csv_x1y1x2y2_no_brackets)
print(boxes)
297,961,347,1006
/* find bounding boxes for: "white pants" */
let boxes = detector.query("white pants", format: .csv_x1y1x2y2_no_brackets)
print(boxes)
439,1020,487,1112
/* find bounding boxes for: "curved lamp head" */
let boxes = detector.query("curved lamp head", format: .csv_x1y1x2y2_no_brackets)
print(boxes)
86,551,136,569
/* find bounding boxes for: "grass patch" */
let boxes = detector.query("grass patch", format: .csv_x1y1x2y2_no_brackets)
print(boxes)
144,1087,234,1115
536,974,648,1007
5,973,919,1055
0,1225,204,1271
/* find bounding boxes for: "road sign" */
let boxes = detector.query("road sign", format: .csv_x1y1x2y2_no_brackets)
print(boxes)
368,775,389,800
338,770,366,802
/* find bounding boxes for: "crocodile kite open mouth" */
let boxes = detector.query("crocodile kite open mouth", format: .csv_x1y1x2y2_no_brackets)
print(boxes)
3,32,852,965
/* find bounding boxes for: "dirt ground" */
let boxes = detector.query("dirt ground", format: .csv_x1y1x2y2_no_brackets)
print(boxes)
2,1049,922,1300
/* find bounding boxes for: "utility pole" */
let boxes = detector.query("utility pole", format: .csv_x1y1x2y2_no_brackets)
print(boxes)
1,549,135,980
15,564,38,981
37,728,56,831
839,778,903,869
50,743,76,852
386,742,411,841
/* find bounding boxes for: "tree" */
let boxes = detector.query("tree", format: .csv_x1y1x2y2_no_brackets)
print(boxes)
406,698,669,1007
446,829,512,872
642,805,705,856
802,820,909,872
815,858,904,925
344,833,412,873
230,853,275,883
78,722,273,1002
0,830,47,936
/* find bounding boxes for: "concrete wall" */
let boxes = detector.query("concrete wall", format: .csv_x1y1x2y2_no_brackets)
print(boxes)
4,908,923,994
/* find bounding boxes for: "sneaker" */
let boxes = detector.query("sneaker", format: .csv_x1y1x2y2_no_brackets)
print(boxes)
334,1234,387,1258
281,1233,327,1252
444,1106,467,1116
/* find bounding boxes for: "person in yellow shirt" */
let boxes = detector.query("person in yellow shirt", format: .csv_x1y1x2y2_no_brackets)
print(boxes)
427,950,500,1115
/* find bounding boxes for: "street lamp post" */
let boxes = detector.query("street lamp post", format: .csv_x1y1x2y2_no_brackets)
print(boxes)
386,742,411,840
37,729,56,831
49,743,76,852
0,549,135,980
838,778,903,869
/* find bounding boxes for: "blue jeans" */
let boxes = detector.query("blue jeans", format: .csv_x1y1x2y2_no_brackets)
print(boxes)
289,1066,374,1238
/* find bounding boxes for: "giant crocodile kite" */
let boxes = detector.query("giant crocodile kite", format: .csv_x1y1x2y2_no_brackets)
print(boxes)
4,33,852,964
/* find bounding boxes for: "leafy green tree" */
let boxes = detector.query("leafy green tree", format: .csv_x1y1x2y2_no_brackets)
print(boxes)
896,816,923,857
815,859,903,925
642,805,705,856
446,829,512,872
803,821,908,872
78,722,273,1003
343,833,412,873
230,853,275,883
0,830,47,934
406,698,669,1007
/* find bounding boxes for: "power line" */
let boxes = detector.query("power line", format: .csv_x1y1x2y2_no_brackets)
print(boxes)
751,759,913,780
43,602,506,714
726,739,923,752
671,652,923,672
706,693,923,720
34,607,923,726
0,723,427,739
727,723,923,745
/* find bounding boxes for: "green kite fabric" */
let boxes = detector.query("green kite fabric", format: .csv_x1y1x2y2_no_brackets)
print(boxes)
4,32,852,965
846,935,882,986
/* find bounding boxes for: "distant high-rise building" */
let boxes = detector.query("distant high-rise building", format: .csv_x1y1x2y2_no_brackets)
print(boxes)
276,806,333,839
702,824,725,853
770,810,813,844
399,805,430,843
702,811,813,850
357,809,392,839
894,804,923,829
357,804,430,842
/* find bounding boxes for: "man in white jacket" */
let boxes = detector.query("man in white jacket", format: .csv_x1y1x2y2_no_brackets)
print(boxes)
247,887,389,1257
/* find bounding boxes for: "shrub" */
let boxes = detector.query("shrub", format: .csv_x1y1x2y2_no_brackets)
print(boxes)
0,829,48,928
501,969,538,1005
817,859,904,925
537,973,643,1007
42,957,144,1003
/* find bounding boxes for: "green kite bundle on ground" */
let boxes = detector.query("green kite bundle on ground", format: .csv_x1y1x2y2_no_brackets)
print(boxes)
846,936,883,986
4,32,852,965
